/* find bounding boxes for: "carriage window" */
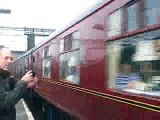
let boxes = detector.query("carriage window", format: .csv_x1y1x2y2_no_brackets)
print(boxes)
42,46,52,78
45,46,51,57
108,9,122,37
127,2,138,31
43,46,51,58
60,51,80,84
63,31,80,52
42,58,51,78
60,31,80,84
106,30,160,96
64,34,72,51
72,31,80,49
145,0,160,26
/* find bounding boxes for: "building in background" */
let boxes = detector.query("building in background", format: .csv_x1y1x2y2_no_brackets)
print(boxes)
12,50,26,59
0,45,26,59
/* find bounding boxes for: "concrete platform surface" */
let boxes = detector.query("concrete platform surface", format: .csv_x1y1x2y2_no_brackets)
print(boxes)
16,99,34,120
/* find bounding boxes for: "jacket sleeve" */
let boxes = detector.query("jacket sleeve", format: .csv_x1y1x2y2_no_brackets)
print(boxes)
0,80,27,108
9,76,18,90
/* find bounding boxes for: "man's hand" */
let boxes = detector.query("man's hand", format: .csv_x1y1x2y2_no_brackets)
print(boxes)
27,76,38,88
21,71,33,83
21,70,39,88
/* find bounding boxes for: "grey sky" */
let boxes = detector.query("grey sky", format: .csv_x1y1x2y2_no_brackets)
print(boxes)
0,0,98,51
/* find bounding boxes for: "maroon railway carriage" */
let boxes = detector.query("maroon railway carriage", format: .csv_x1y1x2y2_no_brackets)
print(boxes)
9,0,160,119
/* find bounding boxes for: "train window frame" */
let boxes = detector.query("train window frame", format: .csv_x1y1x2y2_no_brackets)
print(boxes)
59,31,81,84
60,49,80,84
106,36,143,90
106,30,160,97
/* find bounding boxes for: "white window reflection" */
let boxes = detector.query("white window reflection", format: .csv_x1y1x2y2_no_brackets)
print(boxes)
72,31,80,49
108,9,121,37
60,39,64,53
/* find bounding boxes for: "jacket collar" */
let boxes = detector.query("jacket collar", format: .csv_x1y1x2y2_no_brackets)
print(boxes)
0,69,10,79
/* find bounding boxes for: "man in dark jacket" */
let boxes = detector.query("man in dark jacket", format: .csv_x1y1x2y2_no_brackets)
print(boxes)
0,47,38,120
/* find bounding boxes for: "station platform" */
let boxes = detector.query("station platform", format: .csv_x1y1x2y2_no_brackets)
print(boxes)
15,99,34,120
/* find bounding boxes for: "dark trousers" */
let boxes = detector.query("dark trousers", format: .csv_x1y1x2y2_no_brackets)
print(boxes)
0,108,16,120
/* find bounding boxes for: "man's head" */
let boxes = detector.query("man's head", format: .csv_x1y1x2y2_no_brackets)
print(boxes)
0,47,13,71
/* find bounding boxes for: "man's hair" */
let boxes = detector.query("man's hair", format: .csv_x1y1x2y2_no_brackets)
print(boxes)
0,45,4,49
0,46,10,55
0,46,9,51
